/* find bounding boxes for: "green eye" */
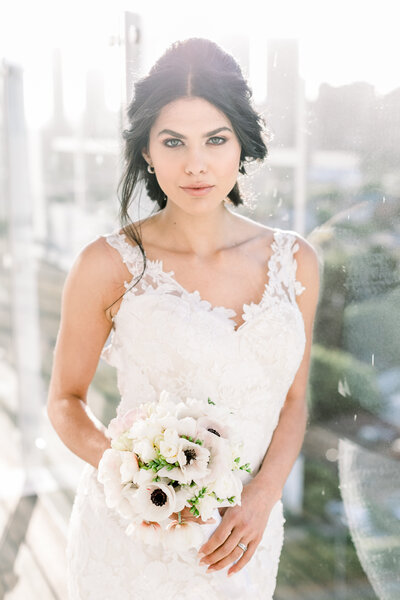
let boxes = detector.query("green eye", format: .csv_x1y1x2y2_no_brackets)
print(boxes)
209,136,226,144
163,136,227,148
164,138,182,147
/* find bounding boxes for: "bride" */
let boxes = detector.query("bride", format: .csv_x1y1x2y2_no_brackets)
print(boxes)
47,37,320,599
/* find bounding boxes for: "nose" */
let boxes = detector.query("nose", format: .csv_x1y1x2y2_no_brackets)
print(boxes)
184,148,207,175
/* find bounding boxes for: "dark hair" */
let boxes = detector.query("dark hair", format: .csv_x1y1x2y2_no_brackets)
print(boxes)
106,37,270,316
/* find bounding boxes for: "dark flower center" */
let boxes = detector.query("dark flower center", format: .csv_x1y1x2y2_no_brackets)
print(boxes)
208,427,221,437
150,488,168,506
184,448,197,464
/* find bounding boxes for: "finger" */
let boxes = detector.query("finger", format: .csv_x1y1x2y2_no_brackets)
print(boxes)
199,527,242,567
198,519,234,556
227,540,257,576
206,544,245,572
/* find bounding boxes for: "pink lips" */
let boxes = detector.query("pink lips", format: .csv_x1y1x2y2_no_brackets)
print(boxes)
181,186,214,196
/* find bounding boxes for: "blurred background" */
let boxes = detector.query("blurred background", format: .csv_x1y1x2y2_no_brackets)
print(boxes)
1,1,399,598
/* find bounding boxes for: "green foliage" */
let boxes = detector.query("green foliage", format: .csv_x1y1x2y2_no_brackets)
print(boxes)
308,344,383,421
146,452,180,472
278,458,372,592
181,434,204,445
277,527,368,588
344,246,399,303
343,286,400,370
313,251,348,349
188,486,208,516
303,459,341,520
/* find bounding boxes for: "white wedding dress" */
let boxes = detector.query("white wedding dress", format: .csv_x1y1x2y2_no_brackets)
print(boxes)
66,226,306,600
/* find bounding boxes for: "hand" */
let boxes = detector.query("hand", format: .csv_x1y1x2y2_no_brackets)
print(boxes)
197,479,279,577
169,505,216,525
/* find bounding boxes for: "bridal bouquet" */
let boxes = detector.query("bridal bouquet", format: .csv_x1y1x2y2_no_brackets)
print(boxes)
97,390,251,551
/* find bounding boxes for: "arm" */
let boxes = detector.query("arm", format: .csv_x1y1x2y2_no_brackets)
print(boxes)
251,235,321,500
47,237,125,469
199,235,321,574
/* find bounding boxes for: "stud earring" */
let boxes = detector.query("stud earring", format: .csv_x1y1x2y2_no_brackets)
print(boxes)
147,164,155,174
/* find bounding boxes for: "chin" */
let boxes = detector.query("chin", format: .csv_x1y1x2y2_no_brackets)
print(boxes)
167,196,225,213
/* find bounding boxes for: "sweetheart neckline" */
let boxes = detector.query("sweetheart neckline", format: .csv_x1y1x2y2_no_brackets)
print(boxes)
113,228,281,333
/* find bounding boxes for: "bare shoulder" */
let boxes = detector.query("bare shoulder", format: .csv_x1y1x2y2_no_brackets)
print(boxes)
69,234,123,282
281,228,321,302
283,229,319,264
64,234,128,317
227,212,276,245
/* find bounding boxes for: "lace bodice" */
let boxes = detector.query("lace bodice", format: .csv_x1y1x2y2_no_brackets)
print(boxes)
100,227,306,485
66,226,307,600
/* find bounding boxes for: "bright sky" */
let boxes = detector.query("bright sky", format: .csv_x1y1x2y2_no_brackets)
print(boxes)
1,0,399,126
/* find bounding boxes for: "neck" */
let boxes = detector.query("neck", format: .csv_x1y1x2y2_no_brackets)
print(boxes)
154,201,237,259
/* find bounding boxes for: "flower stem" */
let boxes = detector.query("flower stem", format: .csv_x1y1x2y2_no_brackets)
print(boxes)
178,510,182,525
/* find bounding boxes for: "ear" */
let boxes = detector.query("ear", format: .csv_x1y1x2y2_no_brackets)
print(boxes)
141,147,151,164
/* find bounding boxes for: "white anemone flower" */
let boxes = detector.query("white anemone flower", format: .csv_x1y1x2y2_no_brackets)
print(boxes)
135,481,177,521
175,396,234,425
133,467,156,486
164,519,204,552
200,432,233,485
196,416,230,439
98,449,124,503
119,451,140,484
156,438,210,484
119,482,140,520
155,464,189,485
175,416,198,439
177,438,210,482
98,449,138,518
127,519,164,547
173,484,195,512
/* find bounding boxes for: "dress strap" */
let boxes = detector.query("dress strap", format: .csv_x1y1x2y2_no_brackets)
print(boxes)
270,229,306,303
102,229,144,279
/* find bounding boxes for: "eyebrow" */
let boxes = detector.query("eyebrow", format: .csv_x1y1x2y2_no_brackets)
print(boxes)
157,126,233,139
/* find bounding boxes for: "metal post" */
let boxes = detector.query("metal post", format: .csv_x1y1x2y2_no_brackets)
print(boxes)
4,61,45,475
294,76,307,235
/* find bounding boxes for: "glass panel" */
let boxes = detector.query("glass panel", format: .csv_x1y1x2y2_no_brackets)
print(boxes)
1,3,398,597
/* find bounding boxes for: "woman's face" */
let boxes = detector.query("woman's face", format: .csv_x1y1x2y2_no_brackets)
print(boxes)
142,96,242,212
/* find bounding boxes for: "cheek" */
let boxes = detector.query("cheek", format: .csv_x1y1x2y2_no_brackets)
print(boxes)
218,143,241,170
153,161,178,188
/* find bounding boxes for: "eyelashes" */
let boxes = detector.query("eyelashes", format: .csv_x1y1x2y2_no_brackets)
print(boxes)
163,136,227,148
